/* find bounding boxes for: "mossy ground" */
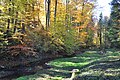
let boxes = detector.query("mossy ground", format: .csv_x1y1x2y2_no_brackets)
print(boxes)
16,50,120,80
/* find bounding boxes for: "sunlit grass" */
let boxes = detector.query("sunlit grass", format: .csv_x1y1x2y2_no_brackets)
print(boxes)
16,50,120,80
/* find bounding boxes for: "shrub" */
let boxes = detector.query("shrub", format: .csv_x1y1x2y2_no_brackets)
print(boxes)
25,28,64,55
50,22,79,55
7,45,37,56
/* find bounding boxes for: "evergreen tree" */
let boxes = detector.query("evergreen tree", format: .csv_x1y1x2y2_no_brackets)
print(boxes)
108,0,120,48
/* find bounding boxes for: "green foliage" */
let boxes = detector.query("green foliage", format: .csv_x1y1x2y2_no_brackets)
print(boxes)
86,28,94,46
107,0,120,48
16,77,28,80
63,29,79,54
50,21,79,54
26,28,64,54
26,22,79,55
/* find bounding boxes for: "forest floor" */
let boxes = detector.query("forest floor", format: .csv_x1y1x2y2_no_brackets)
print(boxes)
16,50,120,80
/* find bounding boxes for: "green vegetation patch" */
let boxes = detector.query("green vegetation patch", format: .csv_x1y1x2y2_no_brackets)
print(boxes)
16,50,120,80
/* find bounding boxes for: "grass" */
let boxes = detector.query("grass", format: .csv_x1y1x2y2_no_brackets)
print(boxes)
16,50,120,80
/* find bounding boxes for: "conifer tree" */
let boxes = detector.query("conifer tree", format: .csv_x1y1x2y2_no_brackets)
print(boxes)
108,0,120,48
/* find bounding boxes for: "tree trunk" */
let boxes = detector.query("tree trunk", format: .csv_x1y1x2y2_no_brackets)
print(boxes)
54,0,57,24
81,0,85,16
6,19,10,34
65,0,68,27
45,0,51,30
22,23,25,33
13,12,18,33
99,27,102,49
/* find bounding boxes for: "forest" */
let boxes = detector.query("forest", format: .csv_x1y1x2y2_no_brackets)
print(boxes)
0,0,120,80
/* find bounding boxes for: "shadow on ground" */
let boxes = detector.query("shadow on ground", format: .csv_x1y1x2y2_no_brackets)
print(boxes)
16,51,120,80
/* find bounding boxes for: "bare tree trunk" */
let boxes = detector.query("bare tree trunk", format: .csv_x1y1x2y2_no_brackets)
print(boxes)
65,0,68,27
54,0,57,24
6,19,10,34
47,0,51,28
81,0,85,16
22,23,25,33
14,12,18,33
45,0,51,30
45,0,47,30
99,27,102,50
7,0,12,34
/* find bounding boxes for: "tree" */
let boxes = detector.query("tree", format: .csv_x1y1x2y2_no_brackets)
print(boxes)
108,0,120,48
0,0,96,57
98,13,103,49
70,0,95,47
45,0,51,30
54,0,58,24
103,16,109,49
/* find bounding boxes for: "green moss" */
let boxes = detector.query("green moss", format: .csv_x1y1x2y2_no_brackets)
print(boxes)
16,77,28,80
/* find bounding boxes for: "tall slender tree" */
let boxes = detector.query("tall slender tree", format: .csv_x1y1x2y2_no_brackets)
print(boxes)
45,0,51,30
54,0,58,24
98,13,103,50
